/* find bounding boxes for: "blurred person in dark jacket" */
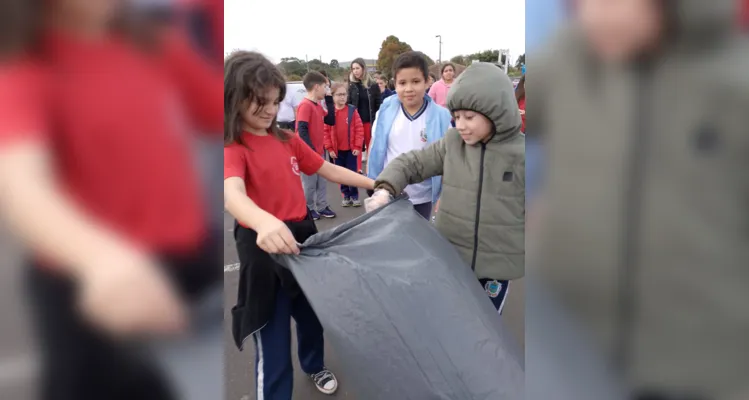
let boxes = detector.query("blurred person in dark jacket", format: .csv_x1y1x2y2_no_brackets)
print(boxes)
530,0,749,399
0,0,223,399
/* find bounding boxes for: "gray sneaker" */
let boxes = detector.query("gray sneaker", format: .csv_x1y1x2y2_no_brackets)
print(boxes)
342,197,352,207
351,198,362,207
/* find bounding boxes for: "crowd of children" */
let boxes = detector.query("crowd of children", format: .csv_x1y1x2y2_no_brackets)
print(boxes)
223,49,525,399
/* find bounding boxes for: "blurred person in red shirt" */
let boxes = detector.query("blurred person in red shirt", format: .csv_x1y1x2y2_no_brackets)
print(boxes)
0,0,222,399
515,74,526,133
531,0,749,399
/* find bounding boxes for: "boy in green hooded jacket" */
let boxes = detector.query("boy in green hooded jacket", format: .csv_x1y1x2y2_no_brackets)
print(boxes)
365,62,525,313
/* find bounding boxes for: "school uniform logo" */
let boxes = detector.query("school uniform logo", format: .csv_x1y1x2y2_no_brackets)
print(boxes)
290,156,300,176
485,280,502,298
420,129,427,143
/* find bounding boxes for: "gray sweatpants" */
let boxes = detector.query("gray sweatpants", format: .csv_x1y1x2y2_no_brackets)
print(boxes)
301,173,329,212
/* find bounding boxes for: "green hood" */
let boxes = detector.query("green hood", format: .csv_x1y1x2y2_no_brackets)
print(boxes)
446,62,522,142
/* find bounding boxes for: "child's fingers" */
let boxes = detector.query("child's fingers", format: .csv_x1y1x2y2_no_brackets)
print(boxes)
258,238,279,254
270,234,290,254
279,229,300,255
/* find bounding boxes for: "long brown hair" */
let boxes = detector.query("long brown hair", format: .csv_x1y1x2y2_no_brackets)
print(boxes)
349,57,372,86
515,74,526,102
224,50,288,146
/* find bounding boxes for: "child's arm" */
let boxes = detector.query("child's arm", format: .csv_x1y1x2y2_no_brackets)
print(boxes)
295,102,315,151
374,137,447,196
352,110,364,154
292,134,373,189
323,95,336,126
323,124,335,158
317,161,375,190
224,177,299,255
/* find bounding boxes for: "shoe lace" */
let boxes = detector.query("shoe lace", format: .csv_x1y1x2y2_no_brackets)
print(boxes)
313,369,333,385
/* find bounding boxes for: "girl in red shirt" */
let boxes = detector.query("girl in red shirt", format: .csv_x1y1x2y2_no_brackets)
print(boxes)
223,50,374,399
324,82,365,207
0,2,223,400
516,74,526,133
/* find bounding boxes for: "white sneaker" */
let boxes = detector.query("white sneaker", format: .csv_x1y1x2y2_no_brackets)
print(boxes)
310,369,338,395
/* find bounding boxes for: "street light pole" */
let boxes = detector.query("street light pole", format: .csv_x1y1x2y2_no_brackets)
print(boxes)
435,35,442,64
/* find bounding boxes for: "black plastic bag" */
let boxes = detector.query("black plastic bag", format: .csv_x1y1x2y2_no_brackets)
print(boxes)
273,197,525,399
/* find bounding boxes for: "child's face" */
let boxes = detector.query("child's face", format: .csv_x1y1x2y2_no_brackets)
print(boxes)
442,66,455,81
394,68,427,110
333,87,347,107
578,0,662,62
313,83,327,100
377,78,387,91
453,110,493,145
243,87,280,132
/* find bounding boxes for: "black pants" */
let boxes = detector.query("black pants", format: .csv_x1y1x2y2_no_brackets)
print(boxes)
25,238,221,400
413,202,433,220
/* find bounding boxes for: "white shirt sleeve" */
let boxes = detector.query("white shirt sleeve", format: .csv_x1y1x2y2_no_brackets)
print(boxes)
367,110,380,148
366,110,381,172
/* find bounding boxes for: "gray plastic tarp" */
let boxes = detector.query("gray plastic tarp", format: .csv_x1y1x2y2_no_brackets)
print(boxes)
273,197,525,400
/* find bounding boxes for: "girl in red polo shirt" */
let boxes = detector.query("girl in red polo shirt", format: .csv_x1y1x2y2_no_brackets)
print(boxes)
0,1,224,399
223,50,374,399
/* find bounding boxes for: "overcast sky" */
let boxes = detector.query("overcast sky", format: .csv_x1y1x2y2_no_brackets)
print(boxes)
225,0,525,66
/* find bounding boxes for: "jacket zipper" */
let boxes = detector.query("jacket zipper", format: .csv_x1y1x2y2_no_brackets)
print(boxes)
614,62,651,375
470,143,487,270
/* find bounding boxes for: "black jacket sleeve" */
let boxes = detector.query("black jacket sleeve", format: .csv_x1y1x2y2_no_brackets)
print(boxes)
297,121,315,151
323,95,336,126
370,83,382,120
347,82,356,107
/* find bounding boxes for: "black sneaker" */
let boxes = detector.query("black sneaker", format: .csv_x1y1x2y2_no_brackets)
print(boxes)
318,206,337,218
342,197,352,207
310,209,320,220
310,369,338,395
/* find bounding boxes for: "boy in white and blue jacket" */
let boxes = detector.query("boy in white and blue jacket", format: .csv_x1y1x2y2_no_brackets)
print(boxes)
366,51,452,219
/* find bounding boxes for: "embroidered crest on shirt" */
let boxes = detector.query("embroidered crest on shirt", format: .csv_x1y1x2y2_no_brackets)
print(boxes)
290,156,300,176
420,128,427,143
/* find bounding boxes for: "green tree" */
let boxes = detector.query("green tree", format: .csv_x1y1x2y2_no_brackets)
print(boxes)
277,57,307,78
450,55,468,65
515,53,525,69
330,59,339,68
376,36,413,79
468,49,500,63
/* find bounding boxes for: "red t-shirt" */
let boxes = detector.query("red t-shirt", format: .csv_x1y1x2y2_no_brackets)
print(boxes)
0,32,222,256
0,59,47,146
295,98,326,155
740,0,749,30
224,131,325,224
518,97,526,133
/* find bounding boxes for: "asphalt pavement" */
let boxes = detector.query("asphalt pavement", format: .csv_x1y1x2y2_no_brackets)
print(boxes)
223,180,525,400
